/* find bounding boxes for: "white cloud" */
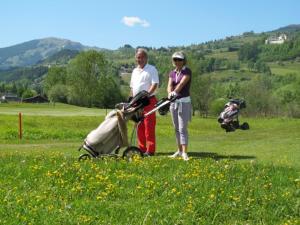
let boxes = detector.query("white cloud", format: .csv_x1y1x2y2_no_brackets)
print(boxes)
121,16,150,28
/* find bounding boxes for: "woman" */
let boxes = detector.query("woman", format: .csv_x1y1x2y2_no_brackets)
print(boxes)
168,51,192,161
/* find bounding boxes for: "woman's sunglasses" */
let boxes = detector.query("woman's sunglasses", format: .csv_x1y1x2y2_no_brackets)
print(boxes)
173,58,184,62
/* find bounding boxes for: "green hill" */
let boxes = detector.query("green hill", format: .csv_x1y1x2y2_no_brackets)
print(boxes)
37,49,80,66
0,66,48,82
272,24,300,33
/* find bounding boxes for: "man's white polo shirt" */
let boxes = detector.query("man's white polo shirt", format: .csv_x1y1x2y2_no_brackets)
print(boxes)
130,64,159,96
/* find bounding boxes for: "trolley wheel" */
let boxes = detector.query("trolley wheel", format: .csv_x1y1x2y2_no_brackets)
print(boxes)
123,146,143,162
78,153,92,161
221,123,235,132
232,121,240,129
240,122,250,130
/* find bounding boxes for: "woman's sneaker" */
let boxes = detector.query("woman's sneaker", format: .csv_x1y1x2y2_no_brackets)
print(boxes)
169,150,182,158
182,152,189,161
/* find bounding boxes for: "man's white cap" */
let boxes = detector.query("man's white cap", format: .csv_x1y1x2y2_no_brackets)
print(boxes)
172,51,185,59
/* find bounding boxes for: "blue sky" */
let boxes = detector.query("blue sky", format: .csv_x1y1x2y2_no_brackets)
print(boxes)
0,0,299,49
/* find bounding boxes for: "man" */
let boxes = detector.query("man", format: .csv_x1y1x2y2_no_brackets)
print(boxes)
130,48,159,156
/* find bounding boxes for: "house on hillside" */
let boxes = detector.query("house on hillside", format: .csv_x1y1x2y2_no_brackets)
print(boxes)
22,95,49,103
265,34,287,44
0,93,20,103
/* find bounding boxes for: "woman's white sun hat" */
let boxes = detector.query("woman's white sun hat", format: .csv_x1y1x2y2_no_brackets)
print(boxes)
172,51,185,59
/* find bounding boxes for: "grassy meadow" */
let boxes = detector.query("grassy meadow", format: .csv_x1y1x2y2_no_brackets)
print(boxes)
0,103,299,224
268,61,300,76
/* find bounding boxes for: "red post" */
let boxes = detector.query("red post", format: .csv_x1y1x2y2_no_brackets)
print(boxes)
18,112,22,140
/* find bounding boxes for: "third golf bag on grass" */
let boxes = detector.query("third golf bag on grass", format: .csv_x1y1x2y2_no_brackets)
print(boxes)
217,99,249,132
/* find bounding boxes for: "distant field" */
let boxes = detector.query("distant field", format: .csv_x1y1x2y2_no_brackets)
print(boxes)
0,103,107,116
202,69,256,83
269,61,300,76
195,60,300,85
208,51,238,61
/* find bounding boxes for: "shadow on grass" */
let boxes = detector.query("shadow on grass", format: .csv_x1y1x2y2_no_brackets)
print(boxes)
157,151,256,161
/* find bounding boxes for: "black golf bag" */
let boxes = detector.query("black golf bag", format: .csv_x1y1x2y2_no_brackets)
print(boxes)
217,99,249,132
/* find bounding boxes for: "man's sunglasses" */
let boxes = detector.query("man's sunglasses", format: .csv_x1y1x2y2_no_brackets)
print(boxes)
173,58,184,62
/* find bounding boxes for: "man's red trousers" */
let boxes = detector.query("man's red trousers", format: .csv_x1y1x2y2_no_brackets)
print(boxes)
137,96,157,154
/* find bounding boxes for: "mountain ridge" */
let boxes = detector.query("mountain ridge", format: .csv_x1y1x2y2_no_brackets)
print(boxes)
0,37,104,69
272,24,300,33
0,24,299,70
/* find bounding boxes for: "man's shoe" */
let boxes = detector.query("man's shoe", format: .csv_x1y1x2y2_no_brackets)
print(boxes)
182,152,189,161
169,150,182,158
143,152,154,157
